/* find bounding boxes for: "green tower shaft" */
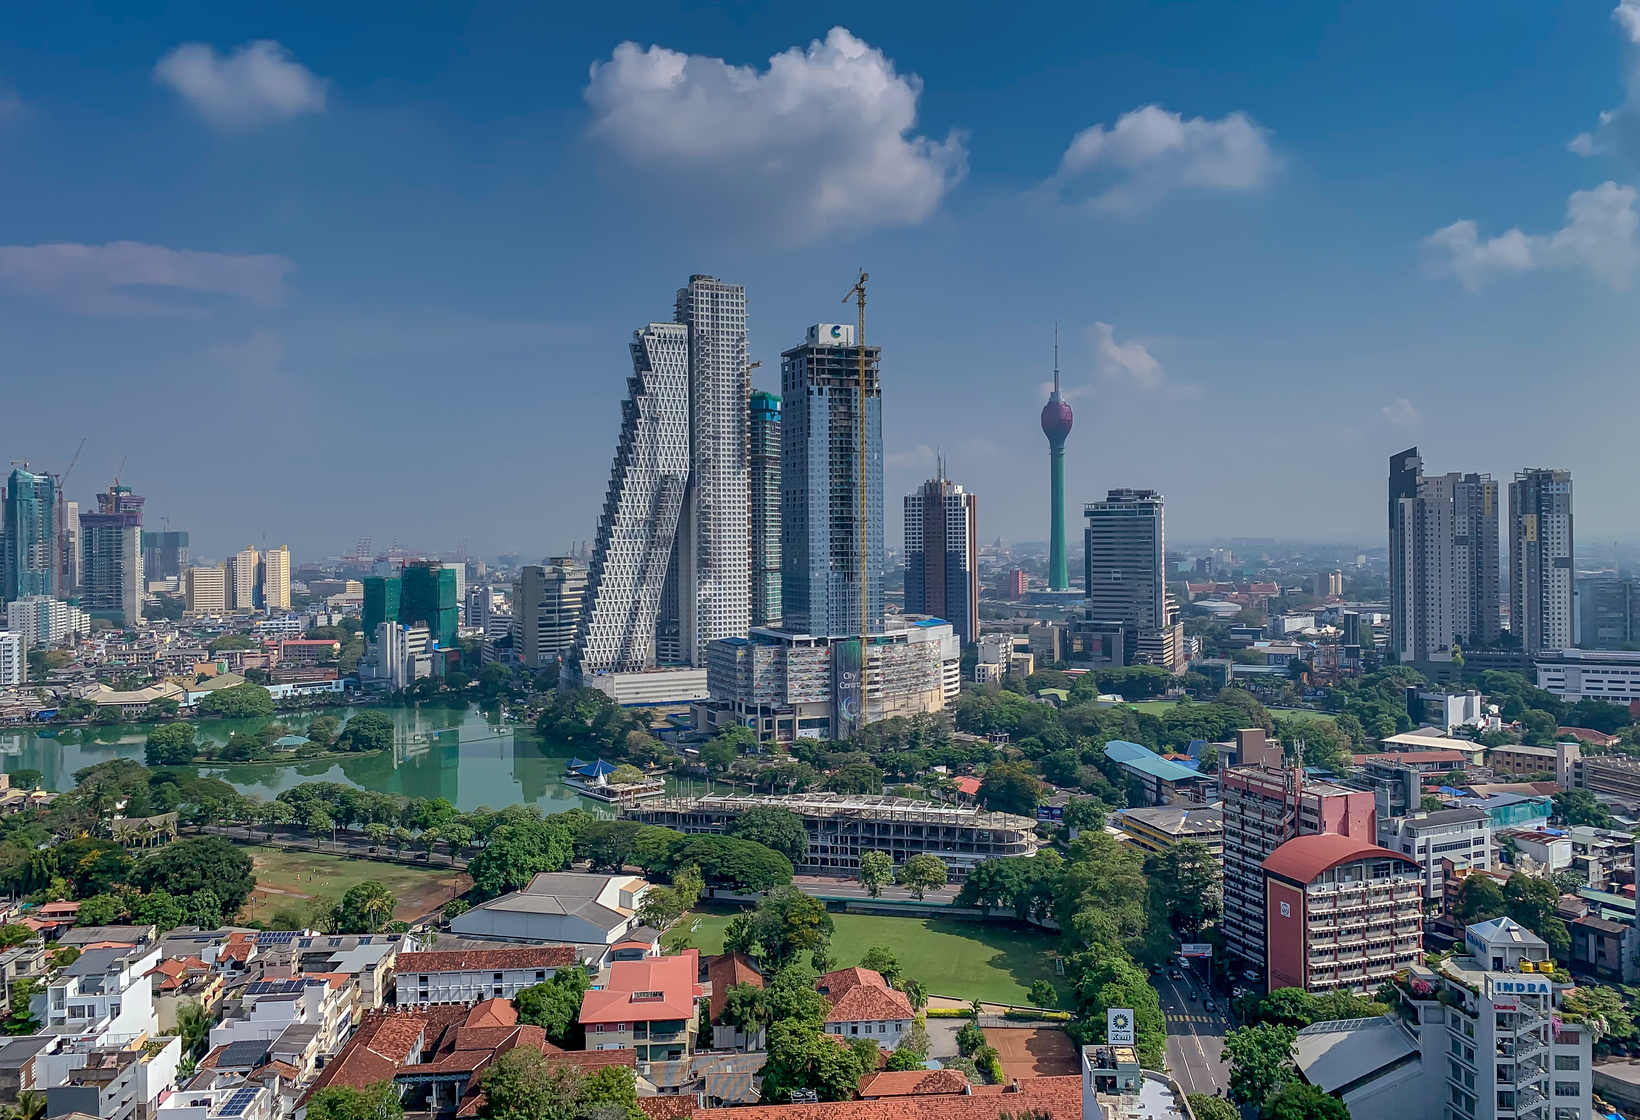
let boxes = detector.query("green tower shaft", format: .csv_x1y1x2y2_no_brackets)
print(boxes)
1049,442,1067,589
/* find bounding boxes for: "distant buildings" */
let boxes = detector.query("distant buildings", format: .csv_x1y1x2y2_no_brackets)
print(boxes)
5,595,89,646
262,545,291,612
1387,448,1501,662
903,468,979,644
80,484,144,627
0,631,21,687
514,559,585,669
1510,467,1574,654
184,565,227,616
141,530,189,582
228,547,261,611
1082,488,1181,670
1575,575,1639,648
750,390,782,628
401,561,458,649
2,467,56,603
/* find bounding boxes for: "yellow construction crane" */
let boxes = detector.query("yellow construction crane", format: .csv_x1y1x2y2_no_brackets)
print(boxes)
841,269,870,726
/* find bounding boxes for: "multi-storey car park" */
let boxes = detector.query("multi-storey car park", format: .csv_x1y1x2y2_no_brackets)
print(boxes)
623,792,1038,880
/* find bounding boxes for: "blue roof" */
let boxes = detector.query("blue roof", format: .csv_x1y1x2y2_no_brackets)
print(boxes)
576,760,618,778
1103,740,1201,784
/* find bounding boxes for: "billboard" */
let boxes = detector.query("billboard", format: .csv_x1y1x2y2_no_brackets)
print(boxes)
1107,1008,1135,1046
833,638,863,740
1179,944,1213,958
807,323,855,346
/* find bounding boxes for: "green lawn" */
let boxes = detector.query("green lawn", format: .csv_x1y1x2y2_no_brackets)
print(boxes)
1123,699,1338,725
680,905,1060,1006
240,845,471,924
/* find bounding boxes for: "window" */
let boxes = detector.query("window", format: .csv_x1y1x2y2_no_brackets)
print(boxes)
851,1025,859,1035
493,973,503,981
1498,1092,1515,1110
1556,1056,1581,1071
535,971,546,981
1556,1109,1581,1120
1556,1083,1581,1098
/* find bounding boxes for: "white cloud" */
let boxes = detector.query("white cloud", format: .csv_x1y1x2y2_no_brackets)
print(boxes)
1424,182,1639,290
154,41,327,131
583,27,967,239
0,240,295,315
1570,3,1640,160
1042,104,1277,211
210,329,285,394
1381,398,1422,428
1091,321,1165,387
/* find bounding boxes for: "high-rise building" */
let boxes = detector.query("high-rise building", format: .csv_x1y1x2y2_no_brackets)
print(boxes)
440,562,466,622
80,484,144,627
1575,576,1640,648
1082,488,1181,669
514,559,586,669
401,561,458,649
3,468,57,603
228,547,261,611
0,631,21,688
141,531,189,582
1388,448,1501,662
663,275,751,666
780,322,882,638
5,596,89,647
363,576,402,638
1510,468,1574,654
59,500,79,596
263,545,291,611
903,467,979,645
750,390,782,628
1040,332,1073,591
574,322,691,674
184,565,227,615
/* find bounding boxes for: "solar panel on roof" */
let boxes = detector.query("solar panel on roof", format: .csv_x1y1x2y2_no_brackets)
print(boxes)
219,1086,261,1116
244,980,306,996
255,931,297,946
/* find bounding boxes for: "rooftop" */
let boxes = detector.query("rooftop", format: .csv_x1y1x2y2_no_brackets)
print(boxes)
1293,1016,1421,1094
1115,806,1224,836
396,946,578,974
1262,833,1419,884
636,792,1038,831
815,967,914,1024
579,950,700,1024
1103,741,1202,784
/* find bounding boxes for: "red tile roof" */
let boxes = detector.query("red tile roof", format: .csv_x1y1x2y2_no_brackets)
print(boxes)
580,950,701,1024
858,1069,971,1097
397,946,579,973
299,1009,428,1102
954,777,982,796
815,968,913,1024
705,952,762,1023
464,999,518,1028
674,1074,1080,1120
1262,833,1419,885
640,1098,702,1120
1559,727,1620,747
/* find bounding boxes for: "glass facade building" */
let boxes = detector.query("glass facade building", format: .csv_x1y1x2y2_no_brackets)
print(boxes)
2,468,56,603
750,390,782,628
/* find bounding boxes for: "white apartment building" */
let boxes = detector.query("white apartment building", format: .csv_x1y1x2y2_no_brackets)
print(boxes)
209,977,353,1058
43,944,161,1044
38,1034,181,1120
227,548,260,612
394,946,578,1005
6,596,89,647
1378,806,1493,899
156,1077,274,1120
1510,469,1575,655
1389,449,1502,662
1535,650,1640,704
262,546,291,611
0,631,22,688
184,566,227,616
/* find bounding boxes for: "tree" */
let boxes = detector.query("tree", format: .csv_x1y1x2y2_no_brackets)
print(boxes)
1503,872,1570,954
664,834,792,893
144,723,198,766
131,837,256,915
1454,875,1506,924
1189,1095,1241,1120
75,894,122,926
726,807,809,864
1223,1023,1298,1107
333,882,397,934
1261,1082,1349,1120
130,890,186,931
306,715,341,747
479,1046,584,1120
956,1021,986,1057
1559,984,1637,1041
1028,980,1058,1008
304,1081,404,1120
978,761,1041,816
698,739,737,775
1552,789,1616,829
821,763,884,794
1149,839,1223,939
734,887,834,970
514,966,589,1046
467,817,579,899
856,946,902,985
757,1018,877,1103
337,710,395,753
1066,955,1166,1068
176,1000,213,1057
888,1019,930,1066
858,850,893,898
720,982,772,1038
895,853,947,899
0,926,30,951
186,890,223,930
3,979,39,1035
195,683,274,718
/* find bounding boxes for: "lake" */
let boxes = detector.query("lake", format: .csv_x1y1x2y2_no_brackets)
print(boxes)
0,705,713,815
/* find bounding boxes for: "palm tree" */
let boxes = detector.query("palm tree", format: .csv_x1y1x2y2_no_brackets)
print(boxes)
176,1002,212,1058
354,883,396,932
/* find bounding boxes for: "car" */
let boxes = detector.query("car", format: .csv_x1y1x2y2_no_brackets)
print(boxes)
1186,989,1197,1002
1204,999,1216,1012
1170,969,1183,980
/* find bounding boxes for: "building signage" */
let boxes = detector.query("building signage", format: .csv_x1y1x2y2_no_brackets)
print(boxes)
1107,1008,1135,1045
833,638,863,740
1179,944,1213,958
1484,976,1551,999
807,323,855,346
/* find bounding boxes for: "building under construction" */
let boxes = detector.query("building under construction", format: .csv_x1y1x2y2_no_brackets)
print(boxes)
622,792,1039,880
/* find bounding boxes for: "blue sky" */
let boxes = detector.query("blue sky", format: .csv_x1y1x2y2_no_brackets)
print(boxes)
4,1,1640,563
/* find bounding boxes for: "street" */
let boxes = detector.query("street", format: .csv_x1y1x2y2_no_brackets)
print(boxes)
1152,961,1230,1098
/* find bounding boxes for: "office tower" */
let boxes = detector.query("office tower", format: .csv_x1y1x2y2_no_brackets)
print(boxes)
1510,468,1574,654
1388,448,1501,661
780,322,883,637
574,322,691,674
228,547,261,611
263,545,291,611
750,390,782,628
1575,576,1639,648
59,500,79,595
2,468,56,603
401,561,458,649
1083,488,1181,669
1040,333,1073,591
903,466,979,644
439,562,466,622
79,484,144,627
184,565,227,615
0,631,21,687
1312,570,1343,598
664,275,751,666
363,576,402,638
514,559,586,668
141,531,189,582
6,596,89,647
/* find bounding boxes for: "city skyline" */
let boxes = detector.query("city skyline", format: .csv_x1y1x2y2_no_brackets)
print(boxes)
6,5,1640,558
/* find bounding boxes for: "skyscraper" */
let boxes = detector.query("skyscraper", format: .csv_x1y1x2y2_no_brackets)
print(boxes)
263,545,292,611
750,390,782,628
363,576,402,638
1083,488,1181,669
59,500,79,596
574,322,691,674
80,484,143,627
1040,332,1073,591
904,467,979,645
780,322,883,638
514,559,586,668
401,561,458,649
1576,576,1639,648
228,547,261,611
184,565,227,615
141,531,189,582
1510,468,1574,654
2,468,56,603
1388,448,1501,662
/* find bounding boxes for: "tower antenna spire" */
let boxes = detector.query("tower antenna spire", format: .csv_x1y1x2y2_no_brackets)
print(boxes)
1053,323,1060,397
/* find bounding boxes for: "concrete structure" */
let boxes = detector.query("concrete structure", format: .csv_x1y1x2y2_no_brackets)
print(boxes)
43,944,160,1044
5,596,88,647
574,321,691,675
395,946,577,1005
1041,332,1073,591
447,872,649,951
697,617,959,742
1263,833,1422,993
780,322,883,640
1377,807,1493,899
1082,489,1181,670
1102,740,1207,806
903,468,979,645
1510,468,1574,655
565,664,709,706
184,566,227,616
815,966,913,1045
1112,805,1223,856
749,390,782,628
293,932,413,1013
1575,576,1639,648
1220,764,1378,969
208,976,352,1059
2,468,56,603
79,485,143,627
1536,649,1640,704
261,546,290,612
1388,449,1502,662
579,949,702,1062
227,547,261,612
624,792,1039,880
513,560,585,669
39,1034,181,1120
400,562,458,649
0,632,22,688
1293,1015,1426,1120
141,530,188,583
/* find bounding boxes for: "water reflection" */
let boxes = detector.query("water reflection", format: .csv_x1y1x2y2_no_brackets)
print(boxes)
0,705,662,815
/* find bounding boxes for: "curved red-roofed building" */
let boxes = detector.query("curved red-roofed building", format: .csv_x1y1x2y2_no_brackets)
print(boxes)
1262,833,1423,994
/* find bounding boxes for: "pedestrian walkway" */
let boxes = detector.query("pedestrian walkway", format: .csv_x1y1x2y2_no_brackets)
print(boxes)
1165,1013,1222,1024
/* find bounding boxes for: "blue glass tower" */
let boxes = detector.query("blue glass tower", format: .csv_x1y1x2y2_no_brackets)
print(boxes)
3,468,57,603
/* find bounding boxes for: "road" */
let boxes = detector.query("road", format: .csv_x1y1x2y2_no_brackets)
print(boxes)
1153,961,1230,1099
